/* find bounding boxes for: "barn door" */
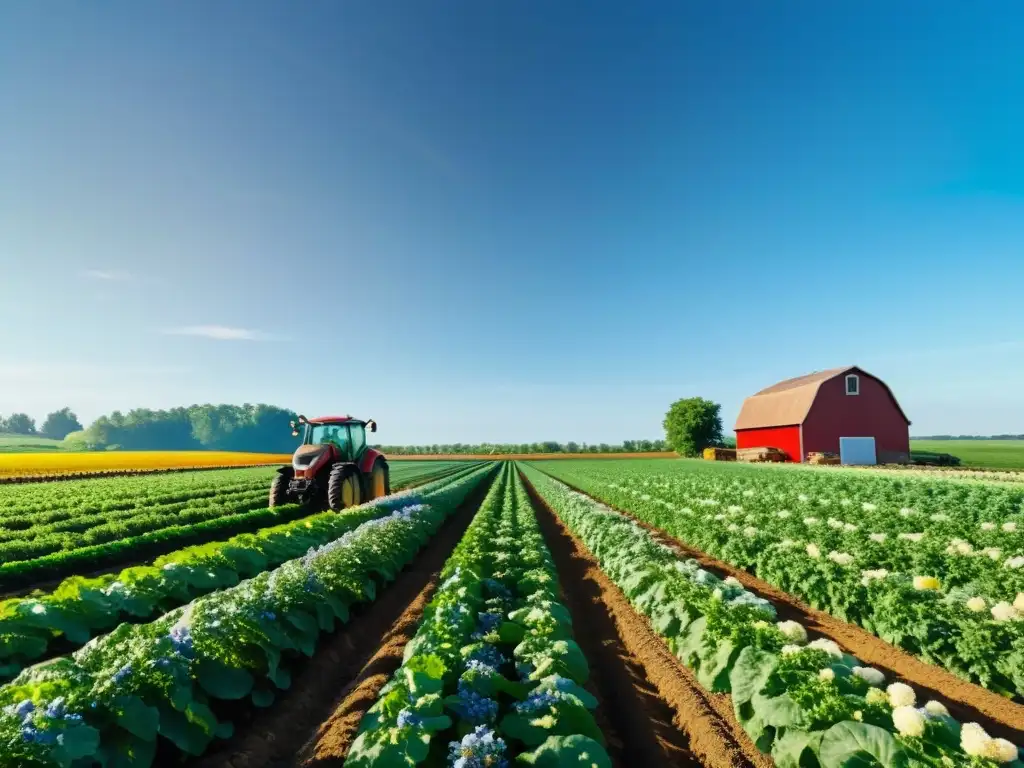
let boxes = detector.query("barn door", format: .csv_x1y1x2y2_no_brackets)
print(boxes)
839,437,876,465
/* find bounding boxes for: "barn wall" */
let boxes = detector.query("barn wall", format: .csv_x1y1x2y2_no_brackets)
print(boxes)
736,425,802,462
803,374,910,462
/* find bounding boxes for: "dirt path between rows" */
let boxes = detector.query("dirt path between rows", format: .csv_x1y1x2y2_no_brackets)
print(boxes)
187,475,494,768
521,471,769,768
550,475,1024,743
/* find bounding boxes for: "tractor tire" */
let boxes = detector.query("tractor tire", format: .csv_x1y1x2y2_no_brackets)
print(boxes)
367,459,391,500
327,464,362,512
269,468,293,508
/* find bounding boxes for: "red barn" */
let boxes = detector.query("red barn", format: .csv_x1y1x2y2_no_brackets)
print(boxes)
734,367,911,464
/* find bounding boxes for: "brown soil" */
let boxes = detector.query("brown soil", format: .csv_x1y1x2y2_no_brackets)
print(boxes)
521,472,769,768
187,475,493,768
555,478,1024,743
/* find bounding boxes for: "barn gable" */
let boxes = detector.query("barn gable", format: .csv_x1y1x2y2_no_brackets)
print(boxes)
734,366,910,431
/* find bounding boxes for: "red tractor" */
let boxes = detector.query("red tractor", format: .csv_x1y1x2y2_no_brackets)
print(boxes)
270,415,391,511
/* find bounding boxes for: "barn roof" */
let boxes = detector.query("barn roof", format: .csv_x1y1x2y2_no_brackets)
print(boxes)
734,366,910,430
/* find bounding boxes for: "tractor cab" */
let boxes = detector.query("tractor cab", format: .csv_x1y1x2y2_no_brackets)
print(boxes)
270,414,389,511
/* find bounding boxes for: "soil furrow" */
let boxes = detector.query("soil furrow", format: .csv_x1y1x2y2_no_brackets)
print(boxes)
186,475,494,768
521,471,768,768
549,473,1024,742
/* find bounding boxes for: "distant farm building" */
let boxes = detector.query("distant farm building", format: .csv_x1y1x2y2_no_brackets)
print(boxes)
734,367,911,465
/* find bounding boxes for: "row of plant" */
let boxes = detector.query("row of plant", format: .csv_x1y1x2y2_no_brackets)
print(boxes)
0,464,496,767
0,463,488,682
535,460,1024,698
0,463,478,593
347,464,610,767
0,468,276,521
522,465,1022,768
0,489,271,562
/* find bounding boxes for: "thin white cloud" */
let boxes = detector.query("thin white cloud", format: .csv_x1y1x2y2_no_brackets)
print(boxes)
82,269,134,282
162,325,284,341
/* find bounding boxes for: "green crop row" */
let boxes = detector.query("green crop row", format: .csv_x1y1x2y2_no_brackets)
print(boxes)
532,459,1024,699
0,464,496,767
522,465,1022,768
348,463,609,767
0,463,490,681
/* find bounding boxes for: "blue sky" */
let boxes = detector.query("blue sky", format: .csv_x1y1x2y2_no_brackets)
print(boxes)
2,2,1023,444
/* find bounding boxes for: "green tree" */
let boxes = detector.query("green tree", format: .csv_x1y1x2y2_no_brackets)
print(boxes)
4,413,36,435
663,397,723,457
41,407,84,440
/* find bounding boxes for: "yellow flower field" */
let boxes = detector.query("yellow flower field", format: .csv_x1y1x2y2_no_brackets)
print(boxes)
0,451,291,478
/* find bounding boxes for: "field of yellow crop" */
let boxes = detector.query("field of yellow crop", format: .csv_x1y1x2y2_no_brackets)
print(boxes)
0,451,291,477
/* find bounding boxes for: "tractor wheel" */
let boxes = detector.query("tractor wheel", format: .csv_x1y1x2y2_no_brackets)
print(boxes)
368,460,391,500
327,464,362,511
269,468,293,508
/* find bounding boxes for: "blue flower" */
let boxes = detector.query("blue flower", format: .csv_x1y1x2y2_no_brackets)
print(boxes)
260,610,277,622
447,725,507,768
466,644,505,671
514,690,561,714
44,698,66,719
13,699,35,719
452,681,499,724
112,663,132,683
168,624,194,658
397,708,423,728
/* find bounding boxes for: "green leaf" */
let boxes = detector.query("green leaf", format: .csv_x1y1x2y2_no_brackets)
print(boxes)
499,621,527,644
817,722,908,768
252,688,275,707
404,654,446,696
516,735,612,768
696,639,737,692
729,647,778,705
772,729,824,768
50,723,101,762
195,658,254,700
113,695,159,740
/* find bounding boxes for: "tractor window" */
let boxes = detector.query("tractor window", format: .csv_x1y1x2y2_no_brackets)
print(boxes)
349,424,366,456
310,424,351,455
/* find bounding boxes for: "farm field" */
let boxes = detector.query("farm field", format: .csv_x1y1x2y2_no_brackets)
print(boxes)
0,450,295,478
0,434,65,453
0,459,1021,767
912,439,1024,470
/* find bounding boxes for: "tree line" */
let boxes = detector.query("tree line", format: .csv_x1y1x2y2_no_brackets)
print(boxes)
373,440,671,455
0,408,84,440
2,395,730,457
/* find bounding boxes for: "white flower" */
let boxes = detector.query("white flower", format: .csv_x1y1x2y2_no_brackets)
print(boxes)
1006,556,1024,569
862,502,878,512
743,526,758,538
966,597,987,612
777,510,792,518
899,507,915,517
724,576,743,587
808,638,842,658
1003,522,1018,533
714,514,727,521
777,620,808,643
727,505,743,514
892,706,926,737
981,522,997,531
30,603,46,615
798,494,810,502
923,700,949,717
852,666,885,686
843,523,858,532
861,569,889,586
984,547,1002,560
828,551,855,566
930,513,949,522
1014,593,1024,613
869,533,887,544
991,602,1020,622
986,739,1021,764
828,518,845,530
806,544,821,559
727,523,740,532
803,517,820,526
778,539,797,549
886,682,916,708
819,668,836,681
947,539,974,555
899,532,925,543
780,644,803,656
961,723,991,757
